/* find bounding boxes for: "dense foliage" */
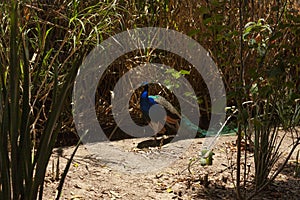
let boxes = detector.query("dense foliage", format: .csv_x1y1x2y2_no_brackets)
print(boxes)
0,0,299,199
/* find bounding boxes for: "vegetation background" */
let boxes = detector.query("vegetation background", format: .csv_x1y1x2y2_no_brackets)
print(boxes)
0,0,299,199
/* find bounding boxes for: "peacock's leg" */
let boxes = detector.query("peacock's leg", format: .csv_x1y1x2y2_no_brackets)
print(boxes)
149,121,166,147
158,127,167,148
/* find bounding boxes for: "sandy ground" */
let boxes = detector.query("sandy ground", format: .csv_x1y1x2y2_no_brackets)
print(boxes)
43,132,300,200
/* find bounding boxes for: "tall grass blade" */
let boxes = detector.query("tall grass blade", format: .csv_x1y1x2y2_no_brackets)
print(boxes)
9,1,22,199
20,32,34,198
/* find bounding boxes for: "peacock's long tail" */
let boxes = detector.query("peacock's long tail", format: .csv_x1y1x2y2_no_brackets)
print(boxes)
180,115,237,138
180,115,206,137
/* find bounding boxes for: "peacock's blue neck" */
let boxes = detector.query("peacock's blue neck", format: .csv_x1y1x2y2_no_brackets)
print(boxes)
140,85,156,115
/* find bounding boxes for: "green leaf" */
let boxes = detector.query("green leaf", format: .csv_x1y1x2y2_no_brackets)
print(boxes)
244,21,256,29
165,68,175,73
179,69,190,75
184,91,194,96
257,18,265,25
172,72,180,79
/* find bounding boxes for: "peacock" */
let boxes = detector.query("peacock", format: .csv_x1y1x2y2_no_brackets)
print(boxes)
139,83,206,140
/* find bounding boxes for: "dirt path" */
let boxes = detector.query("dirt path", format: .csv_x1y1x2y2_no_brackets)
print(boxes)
44,133,299,200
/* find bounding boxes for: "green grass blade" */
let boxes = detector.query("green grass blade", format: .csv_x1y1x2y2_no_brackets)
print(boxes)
8,1,21,199
0,90,11,200
19,32,34,198
0,3,10,199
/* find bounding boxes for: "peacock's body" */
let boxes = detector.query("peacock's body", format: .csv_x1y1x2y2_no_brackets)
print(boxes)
139,83,206,138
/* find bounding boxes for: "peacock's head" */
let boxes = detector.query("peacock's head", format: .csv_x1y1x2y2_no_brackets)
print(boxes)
140,82,149,90
141,81,148,86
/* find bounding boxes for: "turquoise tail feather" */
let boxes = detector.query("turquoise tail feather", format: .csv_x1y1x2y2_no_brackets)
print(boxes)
181,115,237,138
